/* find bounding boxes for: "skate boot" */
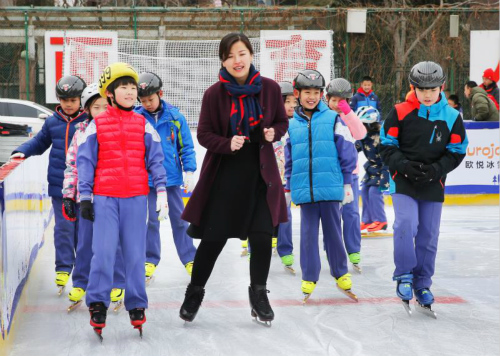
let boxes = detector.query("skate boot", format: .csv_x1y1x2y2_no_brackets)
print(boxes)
89,302,107,342
281,254,295,275
335,273,358,302
55,271,69,296
248,284,274,327
241,239,249,256
415,288,437,319
179,284,205,322
110,288,124,312
367,221,388,232
184,261,194,276
145,262,156,286
348,252,362,273
129,308,146,338
67,287,85,312
393,273,414,316
301,280,317,303
360,222,370,232
272,237,278,255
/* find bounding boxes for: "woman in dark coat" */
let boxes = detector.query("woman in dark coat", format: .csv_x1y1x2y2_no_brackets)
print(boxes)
179,33,288,325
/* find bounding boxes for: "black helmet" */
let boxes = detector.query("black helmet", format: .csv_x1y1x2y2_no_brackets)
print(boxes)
326,78,353,98
408,61,446,89
56,75,86,99
138,72,163,97
293,70,325,90
279,81,294,97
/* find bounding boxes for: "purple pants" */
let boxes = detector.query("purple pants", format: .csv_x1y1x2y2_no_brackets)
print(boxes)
146,187,197,266
341,175,361,254
51,197,78,274
392,194,443,290
300,201,348,282
361,184,387,224
86,195,148,311
277,199,293,257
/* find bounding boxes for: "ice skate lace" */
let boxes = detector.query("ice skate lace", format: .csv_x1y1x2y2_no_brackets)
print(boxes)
184,288,205,312
254,289,272,312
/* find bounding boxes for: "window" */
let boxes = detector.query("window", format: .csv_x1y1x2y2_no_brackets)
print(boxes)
0,102,10,116
6,103,41,118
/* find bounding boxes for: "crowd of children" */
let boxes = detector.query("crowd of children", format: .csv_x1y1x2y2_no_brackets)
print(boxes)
10,33,469,337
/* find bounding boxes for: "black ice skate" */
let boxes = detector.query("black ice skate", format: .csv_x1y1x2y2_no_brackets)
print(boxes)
179,284,205,322
129,308,146,338
89,302,107,342
248,285,274,327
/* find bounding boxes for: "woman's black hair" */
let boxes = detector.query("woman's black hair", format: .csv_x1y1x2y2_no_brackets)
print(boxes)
219,33,254,62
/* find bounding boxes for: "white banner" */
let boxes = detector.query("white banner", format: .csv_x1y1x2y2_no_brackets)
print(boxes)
470,31,499,84
259,30,333,85
45,31,118,103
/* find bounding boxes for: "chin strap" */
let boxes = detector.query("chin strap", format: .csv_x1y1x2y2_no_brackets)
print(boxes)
109,93,134,112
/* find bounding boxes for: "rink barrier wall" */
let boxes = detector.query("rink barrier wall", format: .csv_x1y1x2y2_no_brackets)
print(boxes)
0,153,52,353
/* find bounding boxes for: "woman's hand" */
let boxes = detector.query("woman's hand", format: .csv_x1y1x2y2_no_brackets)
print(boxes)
263,128,275,142
231,135,246,151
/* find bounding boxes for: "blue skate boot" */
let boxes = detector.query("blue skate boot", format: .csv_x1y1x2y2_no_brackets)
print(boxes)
415,288,437,319
393,273,413,316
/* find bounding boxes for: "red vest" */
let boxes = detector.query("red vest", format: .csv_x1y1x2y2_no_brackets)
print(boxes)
93,106,150,198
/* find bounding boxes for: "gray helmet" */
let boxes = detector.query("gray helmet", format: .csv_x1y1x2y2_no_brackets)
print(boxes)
408,61,446,89
138,72,163,97
326,78,353,98
279,81,294,97
293,69,325,90
81,83,100,109
56,75,86,99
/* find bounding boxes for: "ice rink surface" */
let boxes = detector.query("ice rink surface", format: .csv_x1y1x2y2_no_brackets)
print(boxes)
8,205,499,356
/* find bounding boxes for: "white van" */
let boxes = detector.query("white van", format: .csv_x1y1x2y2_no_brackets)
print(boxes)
0,98,53,134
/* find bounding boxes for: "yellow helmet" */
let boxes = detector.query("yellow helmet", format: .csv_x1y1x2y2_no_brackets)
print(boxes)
98,62,139,98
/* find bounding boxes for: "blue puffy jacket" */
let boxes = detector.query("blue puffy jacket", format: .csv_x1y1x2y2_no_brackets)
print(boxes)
135,100,196,187
350,88,382,115
284,101,357,205
13,107,87,198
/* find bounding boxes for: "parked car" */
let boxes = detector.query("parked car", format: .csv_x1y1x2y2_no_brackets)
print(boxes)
0,99,53,134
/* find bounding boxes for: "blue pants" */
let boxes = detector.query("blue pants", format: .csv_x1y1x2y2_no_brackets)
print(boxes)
341,175,361,254
72,205,126,290
86,195,148,311
146,187,197,266
392,194,443,290
361,184,387,224
300,202,348,282
51,197,78,274
277,199,293,257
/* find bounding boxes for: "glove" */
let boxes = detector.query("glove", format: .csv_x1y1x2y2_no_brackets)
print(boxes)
80,200,94,222
419,163,442,184
10,152,25,160
62,198,77,221
285,191,291,206
338,99,352,115
183,172,196,193
342,184,354,205
156,191,169,221
396,160,425,182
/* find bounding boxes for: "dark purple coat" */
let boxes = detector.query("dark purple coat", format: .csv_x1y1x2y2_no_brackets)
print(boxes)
182,77,289,227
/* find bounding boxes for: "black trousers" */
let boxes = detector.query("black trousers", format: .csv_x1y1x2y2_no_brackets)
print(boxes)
190,232,272,287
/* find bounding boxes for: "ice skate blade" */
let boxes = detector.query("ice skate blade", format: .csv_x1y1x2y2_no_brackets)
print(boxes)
67,300,83,313
361,231,392,238
272,248,277,255
336,285,358,302
402,300,412,316
251,310,272,327
302,293,311,304
57,285,65,296
93,328,103,343
145,275,155,287
133,326,143,338
240,248,248,257
112,300,124,313
352,264,362,274
416,303,437,319
284,265,296,275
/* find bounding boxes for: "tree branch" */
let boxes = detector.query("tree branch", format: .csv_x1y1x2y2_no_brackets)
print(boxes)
402,13,443,62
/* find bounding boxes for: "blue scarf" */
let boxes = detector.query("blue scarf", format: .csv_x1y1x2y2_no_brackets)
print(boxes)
219,64,263,139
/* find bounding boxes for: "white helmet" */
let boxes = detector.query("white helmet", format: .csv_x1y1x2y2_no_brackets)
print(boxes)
81,83,100,109
355,106,380,124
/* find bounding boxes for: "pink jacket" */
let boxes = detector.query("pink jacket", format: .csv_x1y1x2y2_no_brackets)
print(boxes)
62,120,89,202
339,110,366,175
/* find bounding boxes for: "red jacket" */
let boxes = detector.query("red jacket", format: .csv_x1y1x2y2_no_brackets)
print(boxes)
93,106,149,197
182,77,289,227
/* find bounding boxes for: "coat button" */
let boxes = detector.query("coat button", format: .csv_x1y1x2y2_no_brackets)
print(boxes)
261,164,265,169
260,145,264,149
268,182,272,187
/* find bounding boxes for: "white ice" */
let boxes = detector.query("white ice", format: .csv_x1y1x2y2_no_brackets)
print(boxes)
7,204,499,356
